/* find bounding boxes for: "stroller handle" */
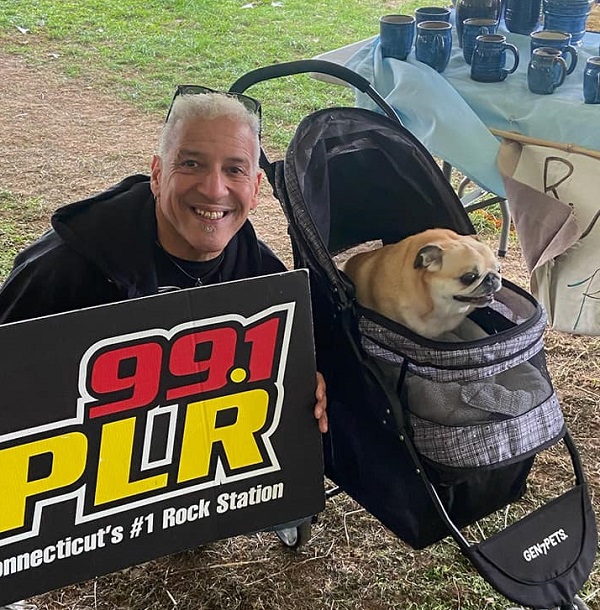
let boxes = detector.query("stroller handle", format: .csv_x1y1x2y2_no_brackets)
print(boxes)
229,59,400,123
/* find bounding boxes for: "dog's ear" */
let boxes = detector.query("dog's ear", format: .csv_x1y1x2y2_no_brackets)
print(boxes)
414,244,443,270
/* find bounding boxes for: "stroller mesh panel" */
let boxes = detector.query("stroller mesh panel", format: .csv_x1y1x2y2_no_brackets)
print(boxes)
409,395,563,468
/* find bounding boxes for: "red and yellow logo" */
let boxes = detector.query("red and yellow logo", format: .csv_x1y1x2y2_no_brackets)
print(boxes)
0,304,294,544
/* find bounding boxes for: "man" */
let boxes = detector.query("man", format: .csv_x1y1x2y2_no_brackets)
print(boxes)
0,93,327,606
0,86,327,432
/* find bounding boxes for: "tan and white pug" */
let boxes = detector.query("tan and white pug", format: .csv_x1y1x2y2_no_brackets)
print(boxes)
343,228,502,339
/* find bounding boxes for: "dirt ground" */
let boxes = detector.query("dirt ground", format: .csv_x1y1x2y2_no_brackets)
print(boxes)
1,50,599,610
0,55,158,205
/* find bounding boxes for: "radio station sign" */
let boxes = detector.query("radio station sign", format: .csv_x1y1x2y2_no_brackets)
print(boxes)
0,270,324,606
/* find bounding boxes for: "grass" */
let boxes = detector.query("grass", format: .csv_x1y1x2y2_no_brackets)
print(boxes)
0,191,49,278
0,0,438,152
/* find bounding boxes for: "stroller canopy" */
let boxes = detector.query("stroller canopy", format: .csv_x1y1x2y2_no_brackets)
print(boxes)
283,107,474,256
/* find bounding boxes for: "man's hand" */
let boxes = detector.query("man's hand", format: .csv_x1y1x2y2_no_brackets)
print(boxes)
314,371,328,433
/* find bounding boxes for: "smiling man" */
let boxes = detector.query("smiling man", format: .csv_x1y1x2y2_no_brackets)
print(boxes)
0,88,327,433
0,89,328,609
152,98,262,264
0,90,277,315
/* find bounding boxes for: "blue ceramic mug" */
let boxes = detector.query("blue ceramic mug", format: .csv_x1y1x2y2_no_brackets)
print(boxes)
583,56,600,103
470,34,520,82
542,0,594,45
415,21,453,72
415,6,451,23
527,47,568,93
462,18,499,64
380,14,416,61
455,0,503,48
530,30,578,74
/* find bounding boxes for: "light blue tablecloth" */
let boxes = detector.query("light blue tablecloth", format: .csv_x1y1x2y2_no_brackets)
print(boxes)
346,24,600,199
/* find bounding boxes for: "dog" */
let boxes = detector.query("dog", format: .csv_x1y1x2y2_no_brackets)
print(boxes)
343,228,502,339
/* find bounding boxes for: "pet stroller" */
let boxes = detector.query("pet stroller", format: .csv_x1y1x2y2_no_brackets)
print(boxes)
229,60,597,610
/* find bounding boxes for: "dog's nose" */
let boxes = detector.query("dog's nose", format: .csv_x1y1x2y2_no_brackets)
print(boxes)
483,272,502,292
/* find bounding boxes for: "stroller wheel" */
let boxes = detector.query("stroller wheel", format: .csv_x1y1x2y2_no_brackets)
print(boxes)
274,518,312,549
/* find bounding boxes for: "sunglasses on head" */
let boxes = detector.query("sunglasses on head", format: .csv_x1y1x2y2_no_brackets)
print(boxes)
165,85,262,133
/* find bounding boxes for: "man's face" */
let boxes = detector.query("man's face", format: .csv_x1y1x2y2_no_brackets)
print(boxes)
151,115,261,261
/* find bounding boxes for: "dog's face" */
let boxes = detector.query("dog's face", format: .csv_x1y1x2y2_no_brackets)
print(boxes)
414,234,502,314
343,228,502,338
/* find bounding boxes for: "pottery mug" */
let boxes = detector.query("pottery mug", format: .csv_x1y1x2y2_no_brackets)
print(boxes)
527,47,568,94
380,14,416,61
415,6,452,23
415,21,453,72
470,34,520,82
455,0,503,48
530,30,578,74
462,18,499,64
583,56,600,103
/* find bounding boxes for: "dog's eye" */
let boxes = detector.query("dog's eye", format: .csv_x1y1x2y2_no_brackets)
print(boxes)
460,272,479,285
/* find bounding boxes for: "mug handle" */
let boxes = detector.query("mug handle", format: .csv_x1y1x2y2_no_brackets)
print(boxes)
564,45,578,75
503,43,520,75
554,56,568,88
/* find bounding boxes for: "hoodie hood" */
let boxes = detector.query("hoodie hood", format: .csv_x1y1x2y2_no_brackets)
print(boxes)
51,175,157,297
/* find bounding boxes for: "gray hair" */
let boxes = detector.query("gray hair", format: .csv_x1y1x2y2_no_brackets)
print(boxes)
157,92,261,170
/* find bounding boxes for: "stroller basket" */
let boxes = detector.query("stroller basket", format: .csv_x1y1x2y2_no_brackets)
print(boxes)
358,281,565,474
229,60,597,610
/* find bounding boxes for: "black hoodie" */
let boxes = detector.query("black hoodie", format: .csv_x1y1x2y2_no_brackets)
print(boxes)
0,175,285,324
